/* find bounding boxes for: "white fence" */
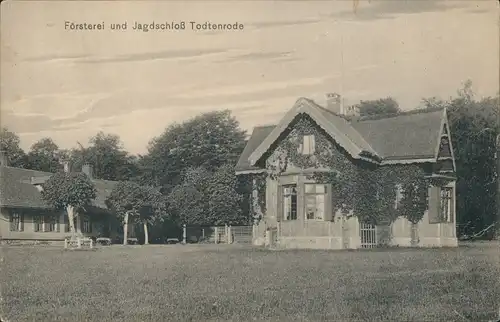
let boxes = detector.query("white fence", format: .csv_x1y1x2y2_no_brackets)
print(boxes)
360,223,377,248
185,225,253,244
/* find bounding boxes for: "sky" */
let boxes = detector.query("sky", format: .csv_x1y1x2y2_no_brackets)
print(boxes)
1,0,498,155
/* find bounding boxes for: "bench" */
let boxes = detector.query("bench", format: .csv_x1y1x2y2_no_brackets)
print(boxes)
166,238,180,244
64,237,94,249
96,237,112,246
127,238,138,245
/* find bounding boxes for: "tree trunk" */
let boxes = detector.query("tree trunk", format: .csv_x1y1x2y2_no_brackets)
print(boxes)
123,212,129,245
67,205,76,239
410,222,419,246
143,222,149,245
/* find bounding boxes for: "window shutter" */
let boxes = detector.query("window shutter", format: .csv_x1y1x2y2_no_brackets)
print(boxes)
324,184,333,221
310,135,316,154
56,215,60,232
449,187,455,223
302,136,309,155
276,186,282,222
428,186,441,224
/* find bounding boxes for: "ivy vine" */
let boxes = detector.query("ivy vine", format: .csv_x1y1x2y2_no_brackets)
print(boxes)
249,114,435,225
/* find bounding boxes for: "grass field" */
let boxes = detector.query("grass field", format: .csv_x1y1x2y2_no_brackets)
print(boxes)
1,242,499,322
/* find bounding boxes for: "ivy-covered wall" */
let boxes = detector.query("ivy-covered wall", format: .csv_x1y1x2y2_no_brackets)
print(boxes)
246,114,436,226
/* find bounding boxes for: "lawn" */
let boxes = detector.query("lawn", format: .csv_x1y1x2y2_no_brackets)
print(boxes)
1,242,499,322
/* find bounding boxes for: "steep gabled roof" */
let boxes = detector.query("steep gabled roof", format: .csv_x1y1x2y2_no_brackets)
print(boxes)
235,125,275,173
235,99,448,173
0,167,54,209
350,107,444,161
247,98,380,168
0,166,117,210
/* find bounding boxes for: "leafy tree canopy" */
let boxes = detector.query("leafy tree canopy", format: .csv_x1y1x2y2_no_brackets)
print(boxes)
41,172,97,211
140,110,246,192
27,137,64,173
352,97,401,117
0,127,27,168
167,165,249,226
70,132,139,181
106,181,166,224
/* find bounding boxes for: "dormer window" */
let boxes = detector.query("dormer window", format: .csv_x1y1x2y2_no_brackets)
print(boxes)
299,134,315,155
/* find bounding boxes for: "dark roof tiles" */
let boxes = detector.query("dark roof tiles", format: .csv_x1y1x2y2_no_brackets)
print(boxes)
235,103,446,172
0,166,117,209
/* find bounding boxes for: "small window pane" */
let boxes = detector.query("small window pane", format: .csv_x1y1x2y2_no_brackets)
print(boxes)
301,135,316,155
316,185,326,194
305,184,315,193
315,195,325,220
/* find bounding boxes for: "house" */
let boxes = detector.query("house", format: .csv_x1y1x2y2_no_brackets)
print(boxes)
0,153,135,244
236,94,458,249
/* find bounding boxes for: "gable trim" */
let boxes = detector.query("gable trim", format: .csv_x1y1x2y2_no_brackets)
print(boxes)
248,98,378,167
380,157,436,165
434,108,456,172
235,169,266,175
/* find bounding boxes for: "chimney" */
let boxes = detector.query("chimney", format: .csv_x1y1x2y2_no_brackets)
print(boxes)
344,105,360,117
82,163,93,179
0,150,8,167
325,93,342,114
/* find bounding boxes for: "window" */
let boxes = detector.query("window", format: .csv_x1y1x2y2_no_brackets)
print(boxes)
9,212,23,232
34,215,59,232
282,185,297,220
305,184,326,220
82,217,92,233
299,135,315,155
440,187,453,222
394,184,403,209
44,215,57,232
33,215,42,232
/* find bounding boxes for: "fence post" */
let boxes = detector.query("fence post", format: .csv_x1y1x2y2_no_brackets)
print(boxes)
202,228,205,240
64,238,68,249
182,224,187,244
77,238,81,249
215,227,219,244
228,225,232,244
90,239,94,249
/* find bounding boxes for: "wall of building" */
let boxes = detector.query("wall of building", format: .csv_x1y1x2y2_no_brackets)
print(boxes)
390,182,457,248
0,207,67,240
249,114,458,249
0,207,120,241
278,213,361,250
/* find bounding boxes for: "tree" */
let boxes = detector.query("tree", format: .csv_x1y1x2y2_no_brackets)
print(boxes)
166,165,249,226
70,132,139,181
166,167,211,226
27,138,63,173
141,110,246,193
40,172,97,238
106,181,166,245
206,164,247,225
0,127,27,168
352,97,401,116
422,80,499,238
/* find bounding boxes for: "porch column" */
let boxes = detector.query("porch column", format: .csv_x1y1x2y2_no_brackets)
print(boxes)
59,211,65,234
297,174,304,226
